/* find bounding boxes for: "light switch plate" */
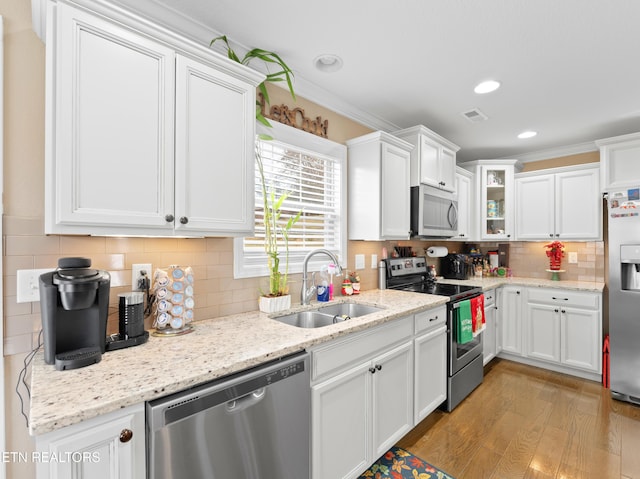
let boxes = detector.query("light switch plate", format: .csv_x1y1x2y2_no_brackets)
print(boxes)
371,254,378,268
355,254,365,270
17,268,54,303
568,252,578,264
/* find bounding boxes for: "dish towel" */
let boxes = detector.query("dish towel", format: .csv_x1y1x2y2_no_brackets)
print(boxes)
457,299,473,344
471,294,486,336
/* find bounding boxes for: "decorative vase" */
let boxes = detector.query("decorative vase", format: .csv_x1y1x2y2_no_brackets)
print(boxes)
549,258,562,271
259,294,291,314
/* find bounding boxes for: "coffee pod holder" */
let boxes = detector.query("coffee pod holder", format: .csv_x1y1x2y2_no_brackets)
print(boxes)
151,265,195,336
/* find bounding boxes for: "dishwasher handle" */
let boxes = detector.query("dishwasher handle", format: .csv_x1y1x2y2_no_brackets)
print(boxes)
226,388,266,413
147,352,308,430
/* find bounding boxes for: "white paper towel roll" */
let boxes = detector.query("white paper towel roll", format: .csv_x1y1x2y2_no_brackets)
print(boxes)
426,246,448,257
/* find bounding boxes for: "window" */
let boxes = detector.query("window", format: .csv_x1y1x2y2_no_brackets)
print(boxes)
234,122,347,279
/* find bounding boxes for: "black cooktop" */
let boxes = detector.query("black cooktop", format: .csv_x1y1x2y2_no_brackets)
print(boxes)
389,281,480,302
383,256,482,302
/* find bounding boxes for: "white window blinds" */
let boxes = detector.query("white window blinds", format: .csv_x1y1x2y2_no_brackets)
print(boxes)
234,122,346,279
244,138,342,253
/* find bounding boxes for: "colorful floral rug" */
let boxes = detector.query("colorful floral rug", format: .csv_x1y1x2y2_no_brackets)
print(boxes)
359,446,455,479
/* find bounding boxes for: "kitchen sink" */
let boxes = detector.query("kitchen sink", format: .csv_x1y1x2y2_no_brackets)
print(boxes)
272,311,341,328
271,303,383,328
316,303,383,318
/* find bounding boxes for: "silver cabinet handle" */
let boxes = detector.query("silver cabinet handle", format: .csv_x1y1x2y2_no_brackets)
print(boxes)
165,214,174,222
180,216,189,225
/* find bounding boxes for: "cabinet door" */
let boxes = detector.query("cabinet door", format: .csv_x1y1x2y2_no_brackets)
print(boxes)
561,307,602,373
454,172,472,240
483,302,497,365
526,303,561,363
51,3,175,233
174,55,256,235
515,174,555,240
312,362,370,479
555,168,601,240
418,136,441,188
500,287,523,355
414,326,447,422
440,147,456,192
372,341,414,458
36,404,145,479
381,143,410,239
480,166,514,240
599,137,640,191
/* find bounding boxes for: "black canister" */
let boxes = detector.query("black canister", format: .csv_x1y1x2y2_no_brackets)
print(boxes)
105,292,149,351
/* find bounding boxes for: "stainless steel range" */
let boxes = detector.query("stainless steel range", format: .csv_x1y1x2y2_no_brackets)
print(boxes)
381,256,484,411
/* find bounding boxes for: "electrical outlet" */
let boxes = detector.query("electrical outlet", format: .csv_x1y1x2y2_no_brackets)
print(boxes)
17,268,54,303
568,252,578,264
355,254,365,270
371,254,378,268
132,264,152,291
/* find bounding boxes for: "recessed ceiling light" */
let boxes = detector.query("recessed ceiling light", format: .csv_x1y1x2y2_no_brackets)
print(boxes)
518,130,538,139
474,80,501,94
314,54,343,73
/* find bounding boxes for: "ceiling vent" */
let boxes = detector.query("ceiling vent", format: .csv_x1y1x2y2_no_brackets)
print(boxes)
461,108,488,123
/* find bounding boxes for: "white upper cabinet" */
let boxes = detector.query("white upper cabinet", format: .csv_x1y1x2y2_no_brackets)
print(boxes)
347,132,413,240
174,55,256,234
43,0,263,236
596,132,640,192
451,167,474,241
394,125,460,193
515,164,601,241
462,160,521,241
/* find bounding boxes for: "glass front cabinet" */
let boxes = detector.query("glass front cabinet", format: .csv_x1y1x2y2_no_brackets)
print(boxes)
462,160,522,241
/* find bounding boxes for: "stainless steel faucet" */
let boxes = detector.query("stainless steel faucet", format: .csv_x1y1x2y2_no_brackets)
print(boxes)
300,249,343,305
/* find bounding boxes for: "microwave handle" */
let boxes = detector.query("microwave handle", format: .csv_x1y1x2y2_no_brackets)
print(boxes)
447,201,458,228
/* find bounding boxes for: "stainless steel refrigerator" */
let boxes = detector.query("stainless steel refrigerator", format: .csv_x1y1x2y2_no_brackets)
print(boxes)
607,187,640,405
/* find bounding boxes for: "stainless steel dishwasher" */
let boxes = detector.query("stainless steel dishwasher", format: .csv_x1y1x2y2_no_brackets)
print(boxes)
146,352,310,479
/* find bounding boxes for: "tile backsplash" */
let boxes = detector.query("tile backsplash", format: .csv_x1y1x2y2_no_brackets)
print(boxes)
3,214,605,356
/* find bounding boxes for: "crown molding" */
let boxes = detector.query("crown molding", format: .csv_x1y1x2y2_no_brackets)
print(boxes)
502,141,598,163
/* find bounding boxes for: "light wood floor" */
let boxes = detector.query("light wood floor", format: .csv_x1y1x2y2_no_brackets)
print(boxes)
398,358,640,479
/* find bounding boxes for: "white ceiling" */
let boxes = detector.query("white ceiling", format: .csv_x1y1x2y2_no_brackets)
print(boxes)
121,0,640,162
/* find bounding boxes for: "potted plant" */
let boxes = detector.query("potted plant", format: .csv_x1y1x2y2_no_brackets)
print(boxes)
211,35,299,312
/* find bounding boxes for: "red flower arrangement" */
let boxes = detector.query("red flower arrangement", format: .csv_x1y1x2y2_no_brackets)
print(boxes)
544,241,565,270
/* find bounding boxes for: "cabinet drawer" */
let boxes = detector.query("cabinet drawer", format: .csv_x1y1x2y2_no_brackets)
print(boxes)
311,315,413,382
527,288,600,309
415,306,447,333
484,289,496,306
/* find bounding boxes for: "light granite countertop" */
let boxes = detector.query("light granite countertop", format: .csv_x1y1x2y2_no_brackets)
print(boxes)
29,276,603,436
438,275,605,292
29,289,447,436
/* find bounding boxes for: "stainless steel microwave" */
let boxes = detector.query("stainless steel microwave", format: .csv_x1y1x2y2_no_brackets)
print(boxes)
410,185,458,237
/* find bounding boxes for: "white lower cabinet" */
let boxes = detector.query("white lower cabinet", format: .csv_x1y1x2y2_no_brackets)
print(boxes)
35,404,145,479
413,306,447,423
499,286,524,356
526,303,562,363
482,289,499,365
501,286,602,380
310,315,416,479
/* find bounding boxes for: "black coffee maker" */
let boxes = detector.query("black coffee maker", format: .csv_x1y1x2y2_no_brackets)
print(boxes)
39,257,110,371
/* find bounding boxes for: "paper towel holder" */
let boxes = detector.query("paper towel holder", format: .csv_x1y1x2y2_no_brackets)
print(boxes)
426,246,449,258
